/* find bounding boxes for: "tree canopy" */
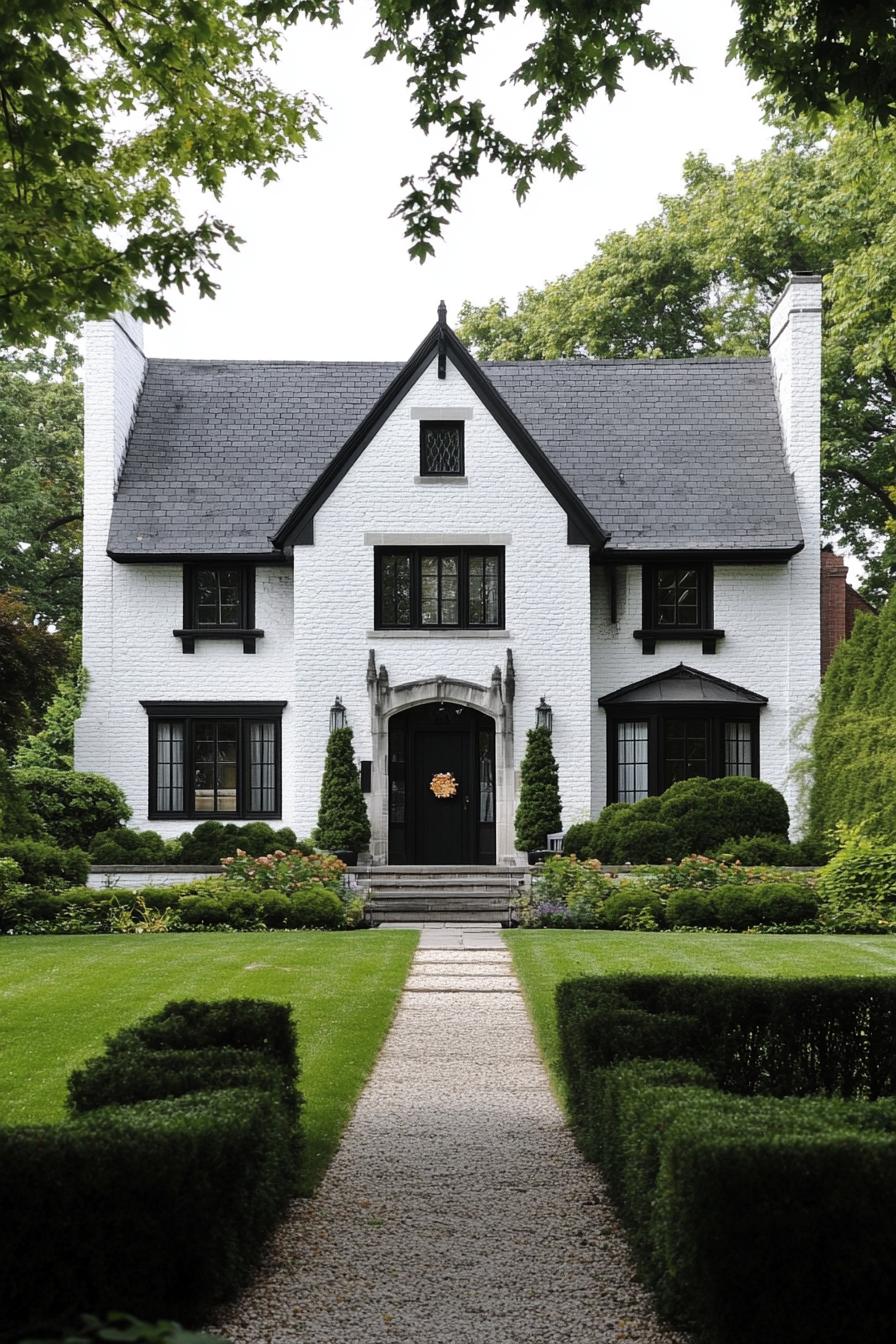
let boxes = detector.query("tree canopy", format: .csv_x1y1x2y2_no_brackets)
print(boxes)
458,108,896,602
4,3,896,342
0,345,83,632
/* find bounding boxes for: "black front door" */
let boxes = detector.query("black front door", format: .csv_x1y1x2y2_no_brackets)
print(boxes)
415,730,468,864
388,704,496,864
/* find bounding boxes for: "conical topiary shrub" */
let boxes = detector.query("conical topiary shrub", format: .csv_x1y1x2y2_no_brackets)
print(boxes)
514,726,562,855
314,726,371,856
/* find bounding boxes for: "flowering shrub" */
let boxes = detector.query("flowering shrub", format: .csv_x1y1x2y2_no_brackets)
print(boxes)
222,847,345,896
521,855,614,928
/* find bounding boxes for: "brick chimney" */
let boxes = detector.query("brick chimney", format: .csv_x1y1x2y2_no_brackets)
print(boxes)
820,543,876,673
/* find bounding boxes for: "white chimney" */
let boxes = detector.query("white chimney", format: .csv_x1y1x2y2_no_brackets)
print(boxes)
768,273,822,827
74,315,146,773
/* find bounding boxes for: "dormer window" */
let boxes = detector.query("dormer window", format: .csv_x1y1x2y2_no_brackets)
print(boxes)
174,564,263,653
420,420,464,476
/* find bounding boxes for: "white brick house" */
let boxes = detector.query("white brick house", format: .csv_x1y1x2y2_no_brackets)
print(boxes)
75,277,821,863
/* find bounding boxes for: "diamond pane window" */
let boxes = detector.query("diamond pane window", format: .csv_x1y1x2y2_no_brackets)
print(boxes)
381,553,412,626
420,420,464,475
468,553,500,627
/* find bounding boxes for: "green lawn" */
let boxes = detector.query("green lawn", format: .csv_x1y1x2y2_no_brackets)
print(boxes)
505,930,896,1099
0,930,417,1192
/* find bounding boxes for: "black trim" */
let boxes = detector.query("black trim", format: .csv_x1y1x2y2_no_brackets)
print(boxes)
360,760,372,793
603,544,803,565
419,420,465,476
374,546,505,630
178,565,261,653
143,702,285,820
598,663,768,707
271,321,608,549
141,700,288,715
604,704,761,802
108,551,292,565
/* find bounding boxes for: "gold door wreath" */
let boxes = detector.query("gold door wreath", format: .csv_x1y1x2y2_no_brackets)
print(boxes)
429,771,458,799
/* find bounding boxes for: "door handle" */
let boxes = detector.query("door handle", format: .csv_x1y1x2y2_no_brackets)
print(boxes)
463,795,470,809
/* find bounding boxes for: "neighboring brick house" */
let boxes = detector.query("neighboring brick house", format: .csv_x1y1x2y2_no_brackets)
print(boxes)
820,544,876,673
75,275,822,861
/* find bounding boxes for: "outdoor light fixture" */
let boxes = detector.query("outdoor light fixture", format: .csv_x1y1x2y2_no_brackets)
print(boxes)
329,696,347,731
535,696,553,733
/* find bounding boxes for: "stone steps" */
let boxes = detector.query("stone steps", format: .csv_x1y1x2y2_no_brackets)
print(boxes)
362,865,528,926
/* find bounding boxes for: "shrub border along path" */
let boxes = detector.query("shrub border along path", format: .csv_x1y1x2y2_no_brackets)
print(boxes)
219,929,683,1344
0,931,417,1192
504,930,896,1098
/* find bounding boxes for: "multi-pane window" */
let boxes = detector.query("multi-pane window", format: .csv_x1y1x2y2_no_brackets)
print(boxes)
641,564,711,634
663,718,709,789
421,553,459,625
655,567,700,626
724,720,753,776
148,710,281,818
194,568,242,627
155,722,185,813
617,721,649,803
419,420,464,475
375,548,503,629
606,710,759,802
380,553,412,627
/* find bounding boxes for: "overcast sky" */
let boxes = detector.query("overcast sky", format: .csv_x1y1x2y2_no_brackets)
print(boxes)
143,0,773,362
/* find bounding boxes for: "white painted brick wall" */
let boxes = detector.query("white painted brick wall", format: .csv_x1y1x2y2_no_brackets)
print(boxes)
77,287,821,847
294,357,593,854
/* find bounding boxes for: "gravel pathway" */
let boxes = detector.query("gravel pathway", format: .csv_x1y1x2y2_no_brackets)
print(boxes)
218,933,686,1344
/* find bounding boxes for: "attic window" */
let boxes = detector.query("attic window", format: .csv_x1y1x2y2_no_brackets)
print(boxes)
420,421,464,476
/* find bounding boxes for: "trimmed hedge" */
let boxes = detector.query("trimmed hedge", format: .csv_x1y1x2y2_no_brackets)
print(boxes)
556,975,896,1344
89,827,168,864
0,1089,293,1333
583,1060,896,1344
566,776,790,863
175,819,299,865
0,997,300,1335
665,880,818,930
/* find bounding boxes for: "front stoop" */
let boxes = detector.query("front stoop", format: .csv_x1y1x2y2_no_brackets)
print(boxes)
357,865,529,926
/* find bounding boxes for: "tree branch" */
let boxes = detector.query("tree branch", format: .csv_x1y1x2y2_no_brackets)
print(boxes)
822,464,896,518
39,512,83,539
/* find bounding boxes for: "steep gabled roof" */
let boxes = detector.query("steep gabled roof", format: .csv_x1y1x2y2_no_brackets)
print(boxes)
106,320,804,561
270,320,608,548
598,663,769,707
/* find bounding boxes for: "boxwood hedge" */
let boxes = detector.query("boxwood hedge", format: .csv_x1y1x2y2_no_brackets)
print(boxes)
556,975,896,1344
0,998,300,1336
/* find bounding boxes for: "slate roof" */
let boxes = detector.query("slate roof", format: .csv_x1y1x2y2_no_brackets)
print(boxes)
107,354,803,558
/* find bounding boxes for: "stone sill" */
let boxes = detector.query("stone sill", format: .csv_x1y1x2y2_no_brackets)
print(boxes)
413,475,468,486
367,629,511,640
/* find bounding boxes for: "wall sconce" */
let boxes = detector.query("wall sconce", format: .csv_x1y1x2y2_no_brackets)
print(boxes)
329,696,347,731
535,696,553,733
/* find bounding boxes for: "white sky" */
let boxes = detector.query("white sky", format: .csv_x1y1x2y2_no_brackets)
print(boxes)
144,0,773,362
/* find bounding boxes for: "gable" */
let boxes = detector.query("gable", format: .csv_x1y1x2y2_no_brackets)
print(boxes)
269,321,608,549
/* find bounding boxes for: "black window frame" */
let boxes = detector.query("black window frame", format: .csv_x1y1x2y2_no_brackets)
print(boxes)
175,564,263,653
605,704,760,803
374,546,505,630
419,420,465,477
636,563,724,653
143,701,285,820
